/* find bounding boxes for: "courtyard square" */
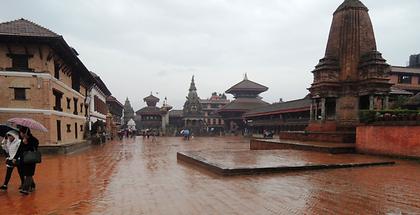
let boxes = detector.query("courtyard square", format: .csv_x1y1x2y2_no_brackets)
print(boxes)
0,137,419,214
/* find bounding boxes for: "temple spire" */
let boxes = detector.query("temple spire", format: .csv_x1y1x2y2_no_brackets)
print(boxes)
189,75,197,91
335,0,368,14
244,73,248,80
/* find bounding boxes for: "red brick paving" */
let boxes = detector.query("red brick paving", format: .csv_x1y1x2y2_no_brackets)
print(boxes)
0,137,419,214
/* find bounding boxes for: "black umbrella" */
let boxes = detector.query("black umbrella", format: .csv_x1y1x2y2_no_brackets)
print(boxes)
0,124,18,137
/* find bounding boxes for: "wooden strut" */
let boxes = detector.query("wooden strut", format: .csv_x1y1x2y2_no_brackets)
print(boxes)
38,46,43,60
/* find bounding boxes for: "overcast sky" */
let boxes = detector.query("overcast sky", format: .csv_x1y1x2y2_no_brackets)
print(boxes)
1,0,419,110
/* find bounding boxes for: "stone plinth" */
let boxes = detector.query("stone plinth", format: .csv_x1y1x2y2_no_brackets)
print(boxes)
177,150,394,176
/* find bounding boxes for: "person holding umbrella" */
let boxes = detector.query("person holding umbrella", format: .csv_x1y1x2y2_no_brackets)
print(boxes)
16,127,39,195
0,130,24,191
6,118,46,194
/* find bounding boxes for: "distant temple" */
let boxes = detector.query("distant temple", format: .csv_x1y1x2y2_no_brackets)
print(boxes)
135,93,172,133
123,98,135,127
182,76,205,135
218,74,269,134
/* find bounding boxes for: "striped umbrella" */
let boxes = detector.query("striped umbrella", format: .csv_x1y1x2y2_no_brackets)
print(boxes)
7,118,48,132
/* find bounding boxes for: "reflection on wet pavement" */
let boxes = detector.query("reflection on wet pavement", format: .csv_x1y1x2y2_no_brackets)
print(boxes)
0,137,419,214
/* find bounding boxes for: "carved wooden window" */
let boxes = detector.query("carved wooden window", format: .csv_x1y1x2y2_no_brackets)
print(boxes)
53,89,63,111
7,54,32,71
73,98,78,115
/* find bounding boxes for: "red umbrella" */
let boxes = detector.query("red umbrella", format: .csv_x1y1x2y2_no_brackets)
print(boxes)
7,118,48,132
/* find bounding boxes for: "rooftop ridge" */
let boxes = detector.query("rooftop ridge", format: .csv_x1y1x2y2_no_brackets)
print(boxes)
0,18,60,37
334,0,368,14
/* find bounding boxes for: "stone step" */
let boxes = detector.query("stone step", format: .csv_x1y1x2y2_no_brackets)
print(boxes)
250,139,356,154
177,150,395,176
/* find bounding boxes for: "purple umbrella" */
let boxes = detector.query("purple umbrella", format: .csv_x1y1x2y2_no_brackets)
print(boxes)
7,118,48,132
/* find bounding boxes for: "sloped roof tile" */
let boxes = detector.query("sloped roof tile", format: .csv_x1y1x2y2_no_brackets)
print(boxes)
245,98,311,117
226,79,268,94
0,18,59,37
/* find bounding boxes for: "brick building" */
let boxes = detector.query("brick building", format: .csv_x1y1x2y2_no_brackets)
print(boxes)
200,92,230,134
106,96,123,126
88,71,111,131
0,18,94,145
389,65,420,95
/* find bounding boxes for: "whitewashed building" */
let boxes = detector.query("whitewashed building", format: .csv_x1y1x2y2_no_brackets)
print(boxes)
88,72,111,130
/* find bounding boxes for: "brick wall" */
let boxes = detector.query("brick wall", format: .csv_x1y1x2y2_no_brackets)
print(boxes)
356,125,420,158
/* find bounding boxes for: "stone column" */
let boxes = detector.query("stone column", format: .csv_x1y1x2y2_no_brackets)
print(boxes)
321,98,326,120
385,96,389,110
369,95,374,110
310,101,314,121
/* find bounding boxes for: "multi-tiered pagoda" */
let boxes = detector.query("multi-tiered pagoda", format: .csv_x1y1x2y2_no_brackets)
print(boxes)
135,93,172,132
218,74,269,134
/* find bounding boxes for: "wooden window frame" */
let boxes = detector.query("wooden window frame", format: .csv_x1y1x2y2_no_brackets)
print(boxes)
6,54,34,71
53,89,63,112
398,75,412,84
12,87,28,100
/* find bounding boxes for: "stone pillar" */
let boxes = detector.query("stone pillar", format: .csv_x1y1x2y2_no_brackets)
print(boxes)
369,95,374,110
310,102,314,121
385,96,389,110
321,98,326,121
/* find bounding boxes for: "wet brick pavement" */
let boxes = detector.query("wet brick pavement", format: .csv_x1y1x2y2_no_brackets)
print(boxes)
0,137,419,214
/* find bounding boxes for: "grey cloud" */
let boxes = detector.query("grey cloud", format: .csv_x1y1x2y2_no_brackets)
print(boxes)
1,0,419,110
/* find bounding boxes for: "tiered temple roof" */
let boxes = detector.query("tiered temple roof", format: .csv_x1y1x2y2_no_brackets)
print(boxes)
225,74,268,98
136,93,161,115
219,75,268,112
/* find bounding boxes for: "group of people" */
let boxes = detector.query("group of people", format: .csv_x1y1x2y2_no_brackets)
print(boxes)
0,127,39,195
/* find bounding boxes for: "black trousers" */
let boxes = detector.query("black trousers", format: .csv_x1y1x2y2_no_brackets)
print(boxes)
3,165,24,186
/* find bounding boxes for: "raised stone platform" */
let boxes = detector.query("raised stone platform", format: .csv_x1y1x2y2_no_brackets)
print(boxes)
177,150,395,176
250,139,355,154
39,140,92,154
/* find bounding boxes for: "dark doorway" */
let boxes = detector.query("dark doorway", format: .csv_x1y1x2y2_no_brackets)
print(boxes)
359,96,370,110
325,98,336,120
75,122,78,139
57,120,61,142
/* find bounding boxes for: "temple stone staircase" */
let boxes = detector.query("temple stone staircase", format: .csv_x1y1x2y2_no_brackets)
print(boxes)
250,138,356,154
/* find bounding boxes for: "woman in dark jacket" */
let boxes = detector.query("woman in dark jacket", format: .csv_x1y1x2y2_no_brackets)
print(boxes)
17,127,39,195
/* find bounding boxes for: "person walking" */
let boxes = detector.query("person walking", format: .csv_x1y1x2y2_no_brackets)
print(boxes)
0,130,24,191
16,127,39,195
